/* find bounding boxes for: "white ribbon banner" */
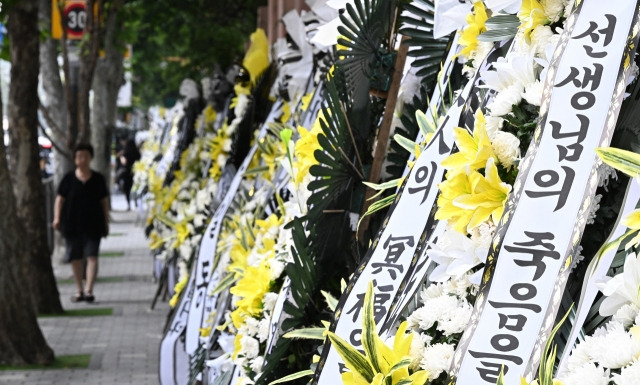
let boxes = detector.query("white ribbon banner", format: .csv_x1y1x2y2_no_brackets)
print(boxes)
452,1,640,383
558,179,640,372
185,101,285,355
314,75,475,385
160,276,195,385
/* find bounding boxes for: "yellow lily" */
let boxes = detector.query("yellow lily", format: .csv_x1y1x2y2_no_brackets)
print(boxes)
456,1,488,60
518,0,549,41
327,282,429,385
436,158,511,234
623,209,640,249
230,260,272,316
441,110,496,175
203,105,217,125
293,114,325,184
242,29,270,86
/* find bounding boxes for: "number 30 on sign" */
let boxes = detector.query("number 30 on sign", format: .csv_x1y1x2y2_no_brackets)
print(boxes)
51,0,93,40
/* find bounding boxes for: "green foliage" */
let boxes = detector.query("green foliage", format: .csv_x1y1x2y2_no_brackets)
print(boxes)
398,0,450,86
128,0,267,107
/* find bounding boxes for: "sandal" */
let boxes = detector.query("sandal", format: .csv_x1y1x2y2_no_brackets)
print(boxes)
71,292,85,302
84,292,95,303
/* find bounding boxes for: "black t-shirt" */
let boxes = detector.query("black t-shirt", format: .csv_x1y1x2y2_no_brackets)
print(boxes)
57,170,109,238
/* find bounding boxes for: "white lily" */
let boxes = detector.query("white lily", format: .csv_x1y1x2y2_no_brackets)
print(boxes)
427,227,488,283
598,253,640,317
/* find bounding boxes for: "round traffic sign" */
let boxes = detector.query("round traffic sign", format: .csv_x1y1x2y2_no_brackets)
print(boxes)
64,2,86,38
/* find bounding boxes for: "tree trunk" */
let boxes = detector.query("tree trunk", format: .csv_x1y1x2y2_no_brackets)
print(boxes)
39,0,73,265
91,0,125,188
8,0,63,314
77,0,105,144
0,4,55,365
0,127,55,366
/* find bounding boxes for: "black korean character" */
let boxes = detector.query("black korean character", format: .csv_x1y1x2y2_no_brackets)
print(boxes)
372,234,412,278
550,115,589,162
426,115,452,155
345,280,394,324
571,91,596,110
555,64,603,91
582,45,607,59
381,235,414,261
408,161,438,205
498,313,528,332
573,14,616,47
524,166,575,212
469,352,524,383
489,300,542,313
504,231,561,280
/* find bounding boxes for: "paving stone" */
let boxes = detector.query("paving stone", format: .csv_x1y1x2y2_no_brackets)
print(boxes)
15,193,170,385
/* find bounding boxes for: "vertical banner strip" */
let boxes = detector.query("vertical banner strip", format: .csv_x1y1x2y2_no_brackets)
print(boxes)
557,178,640,372
451,1,640,383
185,101,285,354
312,41,512,385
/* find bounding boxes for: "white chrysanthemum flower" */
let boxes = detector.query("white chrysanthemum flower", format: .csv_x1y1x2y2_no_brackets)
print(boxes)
420,343,455,381
250,356,265,374
469,220,496,251
588,322,640,369
437,299,473,335
427,228,488,282
240,317,260,337
409,332,430,370
269,258,286,281
194,214,206,228
258,319,270,343
566,337,595,372
488,84,523,116
410,295,461,333
586,194,602,225
216,154,226,168
522,80,544,106
420,283,443,302
492,130,521,169
530,25,554,57
559,363,610,385
598,254,640,316
613,360,640,385
222,138,233,152
485,116,504,140
542,0,565,22
262,292,279,316
441,273,474,298
185,203,197,217
613,304,639,328
240,336,260,359
598,163,618,190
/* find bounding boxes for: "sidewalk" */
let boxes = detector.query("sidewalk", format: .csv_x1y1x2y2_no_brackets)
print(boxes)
0,192,169,385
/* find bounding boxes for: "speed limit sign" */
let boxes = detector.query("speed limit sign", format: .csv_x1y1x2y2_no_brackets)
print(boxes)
51,0,89,40
64,2,86,38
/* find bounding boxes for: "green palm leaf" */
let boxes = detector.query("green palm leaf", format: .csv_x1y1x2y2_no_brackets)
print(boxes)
398,0,450,83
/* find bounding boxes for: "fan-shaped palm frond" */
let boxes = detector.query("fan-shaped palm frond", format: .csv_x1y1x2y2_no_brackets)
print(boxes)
398,0,451,86
385,85,430,178
337,0,396,108
307,76,365,219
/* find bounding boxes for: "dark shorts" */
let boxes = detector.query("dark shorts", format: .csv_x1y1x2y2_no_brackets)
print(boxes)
65,235,101,262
